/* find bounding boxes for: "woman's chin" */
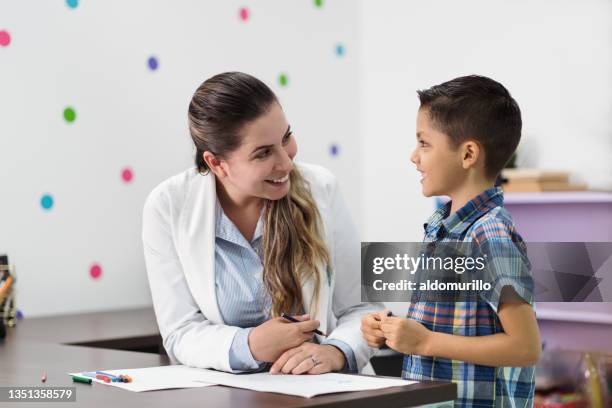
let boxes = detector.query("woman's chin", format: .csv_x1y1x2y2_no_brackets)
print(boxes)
262,181,291,200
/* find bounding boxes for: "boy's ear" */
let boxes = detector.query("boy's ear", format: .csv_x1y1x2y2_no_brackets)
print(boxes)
203,151,229,178
460,140,481,170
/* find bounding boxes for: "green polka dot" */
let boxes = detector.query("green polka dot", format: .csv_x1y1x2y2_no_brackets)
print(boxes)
278,73,288,87
314,0,323,8
63,107,76,123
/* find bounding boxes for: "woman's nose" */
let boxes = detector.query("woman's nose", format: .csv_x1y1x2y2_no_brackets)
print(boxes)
276,150,294,172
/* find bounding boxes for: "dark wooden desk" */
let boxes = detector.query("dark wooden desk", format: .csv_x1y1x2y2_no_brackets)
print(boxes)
1,308,456,408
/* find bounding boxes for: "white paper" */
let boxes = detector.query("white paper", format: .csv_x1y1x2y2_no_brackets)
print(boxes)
68,365,217,392
69,365,416,397
193,371,415,398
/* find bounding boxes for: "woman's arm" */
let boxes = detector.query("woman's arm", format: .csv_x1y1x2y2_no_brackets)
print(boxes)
143,187,242,372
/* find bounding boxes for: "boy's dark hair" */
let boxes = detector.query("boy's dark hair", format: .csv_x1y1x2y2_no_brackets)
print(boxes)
417,75,522,178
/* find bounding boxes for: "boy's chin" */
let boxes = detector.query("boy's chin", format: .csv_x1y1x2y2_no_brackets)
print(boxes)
421,185,445,198
420,185,436,197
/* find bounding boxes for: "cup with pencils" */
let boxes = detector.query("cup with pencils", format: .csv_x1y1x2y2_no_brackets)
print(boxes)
0,254,17,339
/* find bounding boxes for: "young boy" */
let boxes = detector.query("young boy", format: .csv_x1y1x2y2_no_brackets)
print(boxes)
361,75,541,407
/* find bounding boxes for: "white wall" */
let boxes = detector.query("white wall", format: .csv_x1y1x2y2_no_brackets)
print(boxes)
2,0,611,318
0,0,360,317
360,0,612,243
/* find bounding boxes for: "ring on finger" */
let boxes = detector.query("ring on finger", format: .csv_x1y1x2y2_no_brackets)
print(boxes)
310,355,320,366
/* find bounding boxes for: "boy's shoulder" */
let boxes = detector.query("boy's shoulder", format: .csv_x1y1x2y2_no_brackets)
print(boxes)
464,205,523,245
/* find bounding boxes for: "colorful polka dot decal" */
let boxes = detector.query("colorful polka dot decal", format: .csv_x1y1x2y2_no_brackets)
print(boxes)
16,310,24,320
330,144,340,157
4,3,349,302
0,30,11,47
147,56,158,71
278,73,288,87
121,167,134,183
89,263,102,279
335,44,345,57
40,194,54,210
63,107,76,123
239,7,250,22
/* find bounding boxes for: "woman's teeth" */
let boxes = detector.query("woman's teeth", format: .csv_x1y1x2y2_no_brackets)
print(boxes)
268,174,289,184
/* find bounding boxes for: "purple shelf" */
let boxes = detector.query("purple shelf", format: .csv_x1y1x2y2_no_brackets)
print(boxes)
504,191,612,204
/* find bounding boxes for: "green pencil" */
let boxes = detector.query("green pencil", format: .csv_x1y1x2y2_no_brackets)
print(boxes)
72,374,93,384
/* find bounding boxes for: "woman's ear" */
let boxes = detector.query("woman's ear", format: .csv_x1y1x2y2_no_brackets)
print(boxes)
203,151,228,178
460,140,481,170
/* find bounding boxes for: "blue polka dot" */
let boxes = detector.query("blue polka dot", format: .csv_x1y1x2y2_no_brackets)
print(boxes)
330,144,340,156
148,56,159,71
40,194,54,210
66,0,78,9
335,44,345,57
16,310,24,320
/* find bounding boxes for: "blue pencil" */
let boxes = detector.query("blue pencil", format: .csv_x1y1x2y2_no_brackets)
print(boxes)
96,371,122,382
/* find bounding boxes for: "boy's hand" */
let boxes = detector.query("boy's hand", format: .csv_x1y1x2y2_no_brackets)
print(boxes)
360,310,388,348
380,316,431,355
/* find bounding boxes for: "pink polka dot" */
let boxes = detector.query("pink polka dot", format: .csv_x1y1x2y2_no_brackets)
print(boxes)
90,264,102,279
0,30,11,47
121,167,133,183
239,7,249,21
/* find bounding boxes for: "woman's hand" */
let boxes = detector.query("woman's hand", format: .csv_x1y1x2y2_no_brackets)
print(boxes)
360,310,388,348
380,315,432,356
269,342,345,375
248,314,320,363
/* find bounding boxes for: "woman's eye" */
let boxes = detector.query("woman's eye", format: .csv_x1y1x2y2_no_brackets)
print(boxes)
256,149,270,159
282,132,292,145
419,140,427,147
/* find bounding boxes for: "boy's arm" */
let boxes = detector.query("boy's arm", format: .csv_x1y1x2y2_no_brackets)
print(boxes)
381,290,541,367
426,298,541,367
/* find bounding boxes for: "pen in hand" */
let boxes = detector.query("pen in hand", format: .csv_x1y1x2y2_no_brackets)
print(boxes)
281,313,327,337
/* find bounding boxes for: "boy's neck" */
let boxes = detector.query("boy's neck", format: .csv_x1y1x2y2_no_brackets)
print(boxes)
448,178,496,215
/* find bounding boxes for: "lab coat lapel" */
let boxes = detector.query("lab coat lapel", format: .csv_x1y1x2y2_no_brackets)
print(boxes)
178,172,223,324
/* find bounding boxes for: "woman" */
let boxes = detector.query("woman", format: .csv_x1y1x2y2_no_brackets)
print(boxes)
142,72,382,375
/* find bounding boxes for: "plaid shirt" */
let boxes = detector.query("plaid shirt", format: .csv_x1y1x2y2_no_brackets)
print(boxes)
402,187,535,408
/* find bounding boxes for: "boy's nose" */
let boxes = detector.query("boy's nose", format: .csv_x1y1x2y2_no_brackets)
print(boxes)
410,149,419,165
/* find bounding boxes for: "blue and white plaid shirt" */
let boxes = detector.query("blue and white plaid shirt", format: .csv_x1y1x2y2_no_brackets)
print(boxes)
402,187,536,408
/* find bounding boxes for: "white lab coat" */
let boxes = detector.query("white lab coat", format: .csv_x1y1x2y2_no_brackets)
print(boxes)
142,162,383,373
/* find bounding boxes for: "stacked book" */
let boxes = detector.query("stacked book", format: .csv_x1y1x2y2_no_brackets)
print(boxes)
501,169,587,192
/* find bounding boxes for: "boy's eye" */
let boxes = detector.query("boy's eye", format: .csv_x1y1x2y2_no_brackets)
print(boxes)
419,140,428,147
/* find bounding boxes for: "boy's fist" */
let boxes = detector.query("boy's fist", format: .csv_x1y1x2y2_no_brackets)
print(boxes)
380,316,432,356
360,310,388,348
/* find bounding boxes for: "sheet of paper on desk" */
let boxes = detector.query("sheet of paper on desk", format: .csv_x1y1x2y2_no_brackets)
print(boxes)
70,365,415,397
68,365,218,392
194,371,416,398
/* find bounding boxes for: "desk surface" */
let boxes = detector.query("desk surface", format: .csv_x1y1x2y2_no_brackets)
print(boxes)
1,308,456,408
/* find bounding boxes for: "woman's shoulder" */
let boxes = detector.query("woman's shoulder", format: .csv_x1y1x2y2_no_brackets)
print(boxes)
296,162,338,196
143,167,203,215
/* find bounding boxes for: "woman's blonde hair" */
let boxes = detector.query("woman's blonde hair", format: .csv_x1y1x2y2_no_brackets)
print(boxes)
188,72,330,317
